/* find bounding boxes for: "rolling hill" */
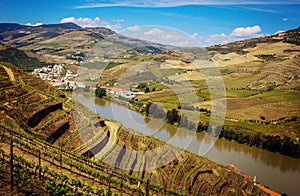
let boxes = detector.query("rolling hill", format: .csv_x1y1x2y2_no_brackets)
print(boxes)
0,23,299,130
0,22,299,195
0,61,269,195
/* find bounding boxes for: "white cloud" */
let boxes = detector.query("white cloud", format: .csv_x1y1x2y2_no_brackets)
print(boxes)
191,33,198,39
203,25,264,46
26,22,43,26
283,18,288,21
123,26,201,47
76,0,300,8
230,25,261,37
127,25,141,32
204,33,227,44
60,16,124,30
144,28,165,36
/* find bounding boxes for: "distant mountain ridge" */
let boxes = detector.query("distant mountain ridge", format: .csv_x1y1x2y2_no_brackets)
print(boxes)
0,22,81,33
0,22,299,66
0,23,24,33
0,22,172,64
39,22,82,29
207,26,300,55
0,22,299,49
0,22,83,49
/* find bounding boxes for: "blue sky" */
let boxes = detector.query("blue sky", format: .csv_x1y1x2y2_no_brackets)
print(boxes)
1,0,300,46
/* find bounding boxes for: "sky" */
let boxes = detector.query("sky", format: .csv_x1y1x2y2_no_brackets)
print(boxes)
1,0,300,46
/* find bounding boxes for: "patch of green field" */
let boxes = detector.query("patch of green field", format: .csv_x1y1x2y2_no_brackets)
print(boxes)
0,76,8,81
147,82,171,91
223,73,261,88
178,92,203,103
147,65,162,78
148,64,187,78
251,82,263,88
250,90,300,101
150,91,206,107
222,118,299,137
180,109,211,123
151,95,179,105
219,68,235,75
33,42,69,48
293,86,300,91
226,90,260,98
196,89,211,101
190,80,208,88
137,55,153,62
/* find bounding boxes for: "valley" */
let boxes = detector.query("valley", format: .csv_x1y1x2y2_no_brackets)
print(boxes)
0,62,269,195
0,22,299,195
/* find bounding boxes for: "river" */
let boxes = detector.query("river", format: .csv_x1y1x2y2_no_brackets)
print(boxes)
73,93,300,195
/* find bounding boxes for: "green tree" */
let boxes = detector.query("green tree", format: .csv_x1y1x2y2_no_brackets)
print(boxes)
95,88,106,98
167,109,180,125
145,87,150,93
145,103,151,116
196,122,206,133
147,103,166,119
138,83,146,88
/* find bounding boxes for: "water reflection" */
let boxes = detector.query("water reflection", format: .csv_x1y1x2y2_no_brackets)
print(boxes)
94,98,106,106
213,138,300,173
73,93,300,195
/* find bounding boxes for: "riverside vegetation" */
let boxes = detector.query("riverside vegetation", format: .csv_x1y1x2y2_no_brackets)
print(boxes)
0,62,269,195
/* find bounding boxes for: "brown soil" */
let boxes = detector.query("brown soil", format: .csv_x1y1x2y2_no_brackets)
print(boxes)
0,64,270,195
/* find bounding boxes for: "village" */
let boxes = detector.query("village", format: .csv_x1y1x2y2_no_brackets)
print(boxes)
31,64,145,99
31,64,81,89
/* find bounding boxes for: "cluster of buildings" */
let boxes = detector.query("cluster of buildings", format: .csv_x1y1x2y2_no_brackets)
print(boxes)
99,85,145,99
31,65,65,80
31,64,82,90
32,65,145,100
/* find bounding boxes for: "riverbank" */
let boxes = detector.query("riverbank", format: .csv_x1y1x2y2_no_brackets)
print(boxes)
75,93,300,195
102,94,300,159
226,164,281,196
71,96,273,195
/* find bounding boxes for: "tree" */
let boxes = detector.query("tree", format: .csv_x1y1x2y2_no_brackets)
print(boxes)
147,103,166,119
145,87,150,93
166,109,180,125
196,122,206,133
179,114,188,128
138,83,146,88
145,103,151,116
95,88,106,98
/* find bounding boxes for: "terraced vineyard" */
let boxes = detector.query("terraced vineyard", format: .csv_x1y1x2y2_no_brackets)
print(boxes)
0,63,71,144
0,63,269,195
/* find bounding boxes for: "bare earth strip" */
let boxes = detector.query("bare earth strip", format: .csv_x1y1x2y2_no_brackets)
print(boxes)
2,65,15,81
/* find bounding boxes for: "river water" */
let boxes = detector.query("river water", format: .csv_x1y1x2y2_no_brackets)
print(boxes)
74,94,300,195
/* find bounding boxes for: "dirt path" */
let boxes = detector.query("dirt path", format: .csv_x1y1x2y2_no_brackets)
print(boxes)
2,65,15,81
94,121,120,159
